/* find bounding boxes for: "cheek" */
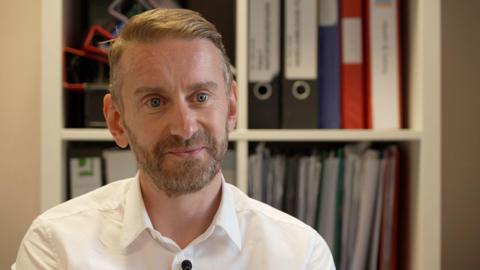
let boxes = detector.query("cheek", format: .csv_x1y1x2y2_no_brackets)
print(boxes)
123,116,157,148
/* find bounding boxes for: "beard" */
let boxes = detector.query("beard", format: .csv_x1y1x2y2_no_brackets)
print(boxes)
123,122,228,198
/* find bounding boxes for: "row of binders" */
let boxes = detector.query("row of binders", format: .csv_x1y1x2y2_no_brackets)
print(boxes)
248,0,402,129
248,143,400,270
68,146,236,199
68,147,138,198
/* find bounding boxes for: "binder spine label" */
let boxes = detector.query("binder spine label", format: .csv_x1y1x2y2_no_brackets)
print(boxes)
369,0,400,128
249,0,280,82
285,0,317,79
342,18,362,64
319,0,339,26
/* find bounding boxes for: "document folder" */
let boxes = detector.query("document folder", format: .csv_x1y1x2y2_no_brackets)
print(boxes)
317,0,341,129
341,0,366,128
248,0,281,128
365,0,402,129
282,0,318,128
68,146,104,199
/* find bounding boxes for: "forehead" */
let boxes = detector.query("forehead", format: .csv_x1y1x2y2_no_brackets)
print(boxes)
118,38,224,78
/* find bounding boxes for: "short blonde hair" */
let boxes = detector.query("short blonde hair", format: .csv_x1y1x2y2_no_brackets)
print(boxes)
109,8,233,104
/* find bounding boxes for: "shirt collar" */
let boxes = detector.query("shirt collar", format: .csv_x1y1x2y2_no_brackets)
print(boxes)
120,173,153,249
120,173,242,250
211,175,242,250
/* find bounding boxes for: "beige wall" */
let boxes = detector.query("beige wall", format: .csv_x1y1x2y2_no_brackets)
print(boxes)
442,0,480,269
0,1,41,268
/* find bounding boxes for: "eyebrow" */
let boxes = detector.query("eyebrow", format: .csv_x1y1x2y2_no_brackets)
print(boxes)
133,86,168,98
133,81,219,97
186,81,218,92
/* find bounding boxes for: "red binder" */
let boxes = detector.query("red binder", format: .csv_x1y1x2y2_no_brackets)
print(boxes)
341,0,366,128
378,146,400,270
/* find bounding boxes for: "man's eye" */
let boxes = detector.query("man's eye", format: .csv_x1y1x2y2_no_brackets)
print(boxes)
147,97,162,108
196,93,209,103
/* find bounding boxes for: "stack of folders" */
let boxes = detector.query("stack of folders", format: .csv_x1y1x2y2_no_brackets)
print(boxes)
248,143,400,269
247,0,402,129
69,147,237,199
69,147,137,199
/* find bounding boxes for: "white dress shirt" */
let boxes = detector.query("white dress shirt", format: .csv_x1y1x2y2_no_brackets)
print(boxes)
13,174,335,270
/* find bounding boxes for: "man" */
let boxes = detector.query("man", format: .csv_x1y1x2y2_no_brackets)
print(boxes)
13,8,335,269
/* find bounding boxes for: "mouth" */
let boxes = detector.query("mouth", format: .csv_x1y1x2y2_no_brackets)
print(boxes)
166,147,205,158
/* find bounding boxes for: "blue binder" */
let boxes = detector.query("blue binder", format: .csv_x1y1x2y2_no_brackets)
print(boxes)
317,0,341,129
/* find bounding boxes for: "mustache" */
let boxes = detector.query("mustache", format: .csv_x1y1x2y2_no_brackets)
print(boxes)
154,129,215,155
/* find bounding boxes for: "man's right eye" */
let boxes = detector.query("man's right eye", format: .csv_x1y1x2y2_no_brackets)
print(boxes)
147,97,162,108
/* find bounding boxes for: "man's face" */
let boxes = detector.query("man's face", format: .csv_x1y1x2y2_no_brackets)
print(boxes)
108,38,237,197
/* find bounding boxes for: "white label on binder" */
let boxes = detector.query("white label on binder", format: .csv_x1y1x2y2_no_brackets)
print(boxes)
342,18,362,64
285,0,317,79
370,0,400,128
249,0,280,82
319,0,339,26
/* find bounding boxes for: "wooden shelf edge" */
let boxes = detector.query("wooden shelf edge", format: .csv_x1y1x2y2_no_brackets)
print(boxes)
62,128,422,142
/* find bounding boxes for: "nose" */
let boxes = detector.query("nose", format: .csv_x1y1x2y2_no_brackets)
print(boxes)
168,101,198,139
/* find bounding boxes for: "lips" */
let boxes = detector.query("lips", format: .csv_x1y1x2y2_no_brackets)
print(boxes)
167,146,205,157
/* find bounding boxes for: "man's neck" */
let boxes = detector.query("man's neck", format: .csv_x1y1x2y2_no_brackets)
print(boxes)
139,171,223,249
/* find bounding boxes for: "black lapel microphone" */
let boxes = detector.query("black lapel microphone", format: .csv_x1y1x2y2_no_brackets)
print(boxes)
181,259,192,270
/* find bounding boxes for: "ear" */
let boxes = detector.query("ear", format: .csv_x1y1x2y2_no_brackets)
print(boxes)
227,80,238,132
103,93,129,148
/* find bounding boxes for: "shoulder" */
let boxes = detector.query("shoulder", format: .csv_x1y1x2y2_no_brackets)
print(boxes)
14,178,135,269
36,178,133,223
226,183,335,268
227,183,320,239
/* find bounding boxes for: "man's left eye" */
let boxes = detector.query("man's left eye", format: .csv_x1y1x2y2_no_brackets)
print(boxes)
196,93,209,103
148,97,162,108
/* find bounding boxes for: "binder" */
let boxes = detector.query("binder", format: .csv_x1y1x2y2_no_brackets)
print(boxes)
68,146,104,199
248,0,281,128
264,151,275,206
317,151,341,255
350,149,381,270
379,146,400,270
365,0,402,129
271,154,286,210
69,156,102,198
368,151,388,270
341,0,366,128
283,155,299,215
333,149,345,262
339,146,357,270
317,0,341,128
297,156,309,222
102,149,137,184
248,144,264,201
282,0,318,128
339,143,370,270
305,154,322,227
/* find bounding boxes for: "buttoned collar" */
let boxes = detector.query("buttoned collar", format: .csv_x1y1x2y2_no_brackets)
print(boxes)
120,173,242,250
120,173,153,249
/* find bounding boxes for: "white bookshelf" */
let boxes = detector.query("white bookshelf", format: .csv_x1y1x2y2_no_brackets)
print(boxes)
41,0,441,269
62,128,422,142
